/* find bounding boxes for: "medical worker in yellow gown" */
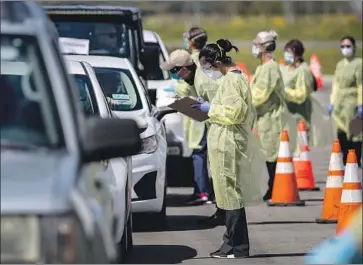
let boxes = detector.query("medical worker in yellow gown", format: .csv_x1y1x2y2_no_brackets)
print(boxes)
163,27,214,205
192,39,264,259
250,30,292,201
162,27,225,224
281,39,315,149
328,36,362,167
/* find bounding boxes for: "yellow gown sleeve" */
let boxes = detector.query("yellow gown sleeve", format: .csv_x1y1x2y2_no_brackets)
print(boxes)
175,80,197,97
355,62,362,106
330,63,340,105
284,69,311,104
208,77,248,126
251,65,278,107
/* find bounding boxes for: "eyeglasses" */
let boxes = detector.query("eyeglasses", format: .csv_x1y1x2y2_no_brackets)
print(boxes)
341,45,352,48
169,66,183,74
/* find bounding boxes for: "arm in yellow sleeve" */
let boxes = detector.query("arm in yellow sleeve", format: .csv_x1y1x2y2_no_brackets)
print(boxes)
284,70,310,104
330,64,340,105
175,81,197,97
355,62,362,106
251,66,278,107
208,79,248,126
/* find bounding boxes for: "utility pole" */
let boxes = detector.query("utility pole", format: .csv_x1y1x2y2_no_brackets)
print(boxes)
283,1,295,23
349,0,362,21
192,1,201,26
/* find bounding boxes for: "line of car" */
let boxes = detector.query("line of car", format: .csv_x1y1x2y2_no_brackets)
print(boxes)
0,1,184,263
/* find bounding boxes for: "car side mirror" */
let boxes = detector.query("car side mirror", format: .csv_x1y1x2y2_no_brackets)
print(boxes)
82,117,141,163
153,106,177,122
141,45,162,80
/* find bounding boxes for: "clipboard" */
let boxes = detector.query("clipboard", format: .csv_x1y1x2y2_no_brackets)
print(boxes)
349,116,363,136
168,97,209,122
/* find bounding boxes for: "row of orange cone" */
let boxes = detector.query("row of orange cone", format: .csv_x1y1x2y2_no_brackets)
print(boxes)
267,120,362,235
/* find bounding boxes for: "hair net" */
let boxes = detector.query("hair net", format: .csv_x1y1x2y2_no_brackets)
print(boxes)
256,30,278,44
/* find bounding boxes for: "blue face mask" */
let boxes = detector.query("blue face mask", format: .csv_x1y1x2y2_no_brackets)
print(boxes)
183,40,189,50
170,73,181,80
284,52,294,65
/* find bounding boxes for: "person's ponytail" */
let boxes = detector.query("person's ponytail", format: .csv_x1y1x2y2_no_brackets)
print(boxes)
216,39,239,53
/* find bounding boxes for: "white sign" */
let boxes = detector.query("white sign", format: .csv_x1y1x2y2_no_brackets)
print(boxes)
58,37,90,55
112,94,130,100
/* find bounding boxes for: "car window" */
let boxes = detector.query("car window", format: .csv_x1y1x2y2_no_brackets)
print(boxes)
1,34,63,147
144,42,170,80
71,74,99,117
137,75,153,112
54,21,130,58
93,67,143,112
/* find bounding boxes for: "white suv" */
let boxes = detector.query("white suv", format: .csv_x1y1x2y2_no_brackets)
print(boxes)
67,55,174,229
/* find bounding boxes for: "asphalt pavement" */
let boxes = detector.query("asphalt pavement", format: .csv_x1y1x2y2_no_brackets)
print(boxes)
127,77,360,264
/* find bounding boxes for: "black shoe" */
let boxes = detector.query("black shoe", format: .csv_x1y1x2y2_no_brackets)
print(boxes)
210,249,249,259
263,193,271,202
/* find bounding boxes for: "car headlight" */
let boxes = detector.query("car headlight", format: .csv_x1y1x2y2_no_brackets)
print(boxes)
41,214,83,264
140,135,158,154
1,215,41,263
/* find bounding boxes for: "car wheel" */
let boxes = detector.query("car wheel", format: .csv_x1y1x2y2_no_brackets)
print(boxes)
116,224,127,264
150,183,167,231
126,213,133,253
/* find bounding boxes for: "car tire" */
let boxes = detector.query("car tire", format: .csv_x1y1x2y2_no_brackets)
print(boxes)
126,213,133,253
116,226,127,264
150,182,167,231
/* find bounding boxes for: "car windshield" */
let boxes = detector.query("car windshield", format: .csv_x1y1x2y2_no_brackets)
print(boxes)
93,67,142,111
71,74,99,117
1,35,63,148
53,21,129,58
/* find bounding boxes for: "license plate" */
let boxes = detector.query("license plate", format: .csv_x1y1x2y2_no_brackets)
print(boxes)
167,147,180,155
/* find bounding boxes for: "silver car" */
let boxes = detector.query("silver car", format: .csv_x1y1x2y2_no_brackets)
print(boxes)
0,1,141,263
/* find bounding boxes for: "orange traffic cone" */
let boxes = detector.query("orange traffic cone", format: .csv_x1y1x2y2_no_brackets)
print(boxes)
293,120,320,191
267,130,305,206
297,120,308,147
236,62,252,83
336,149,362,234
310,54,323,90
278,58,285,72
316,140,344,224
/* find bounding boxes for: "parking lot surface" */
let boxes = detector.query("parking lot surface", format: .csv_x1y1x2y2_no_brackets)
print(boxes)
129,145,361,264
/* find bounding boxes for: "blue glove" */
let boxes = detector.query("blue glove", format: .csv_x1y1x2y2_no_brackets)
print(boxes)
163,87,176,93
358,105,363,118
200,101,211,112
328,104,334,116
191,101,210,113
196,97,205,103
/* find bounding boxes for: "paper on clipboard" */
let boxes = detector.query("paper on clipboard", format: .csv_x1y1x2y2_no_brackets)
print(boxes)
168,97,209,122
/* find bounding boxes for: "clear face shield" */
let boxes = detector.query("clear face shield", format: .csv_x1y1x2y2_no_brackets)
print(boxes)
200,61,223,80
252,40,262,58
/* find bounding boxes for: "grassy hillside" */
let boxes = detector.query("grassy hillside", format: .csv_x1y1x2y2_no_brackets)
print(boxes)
144,14,362,42
146,14,362,75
